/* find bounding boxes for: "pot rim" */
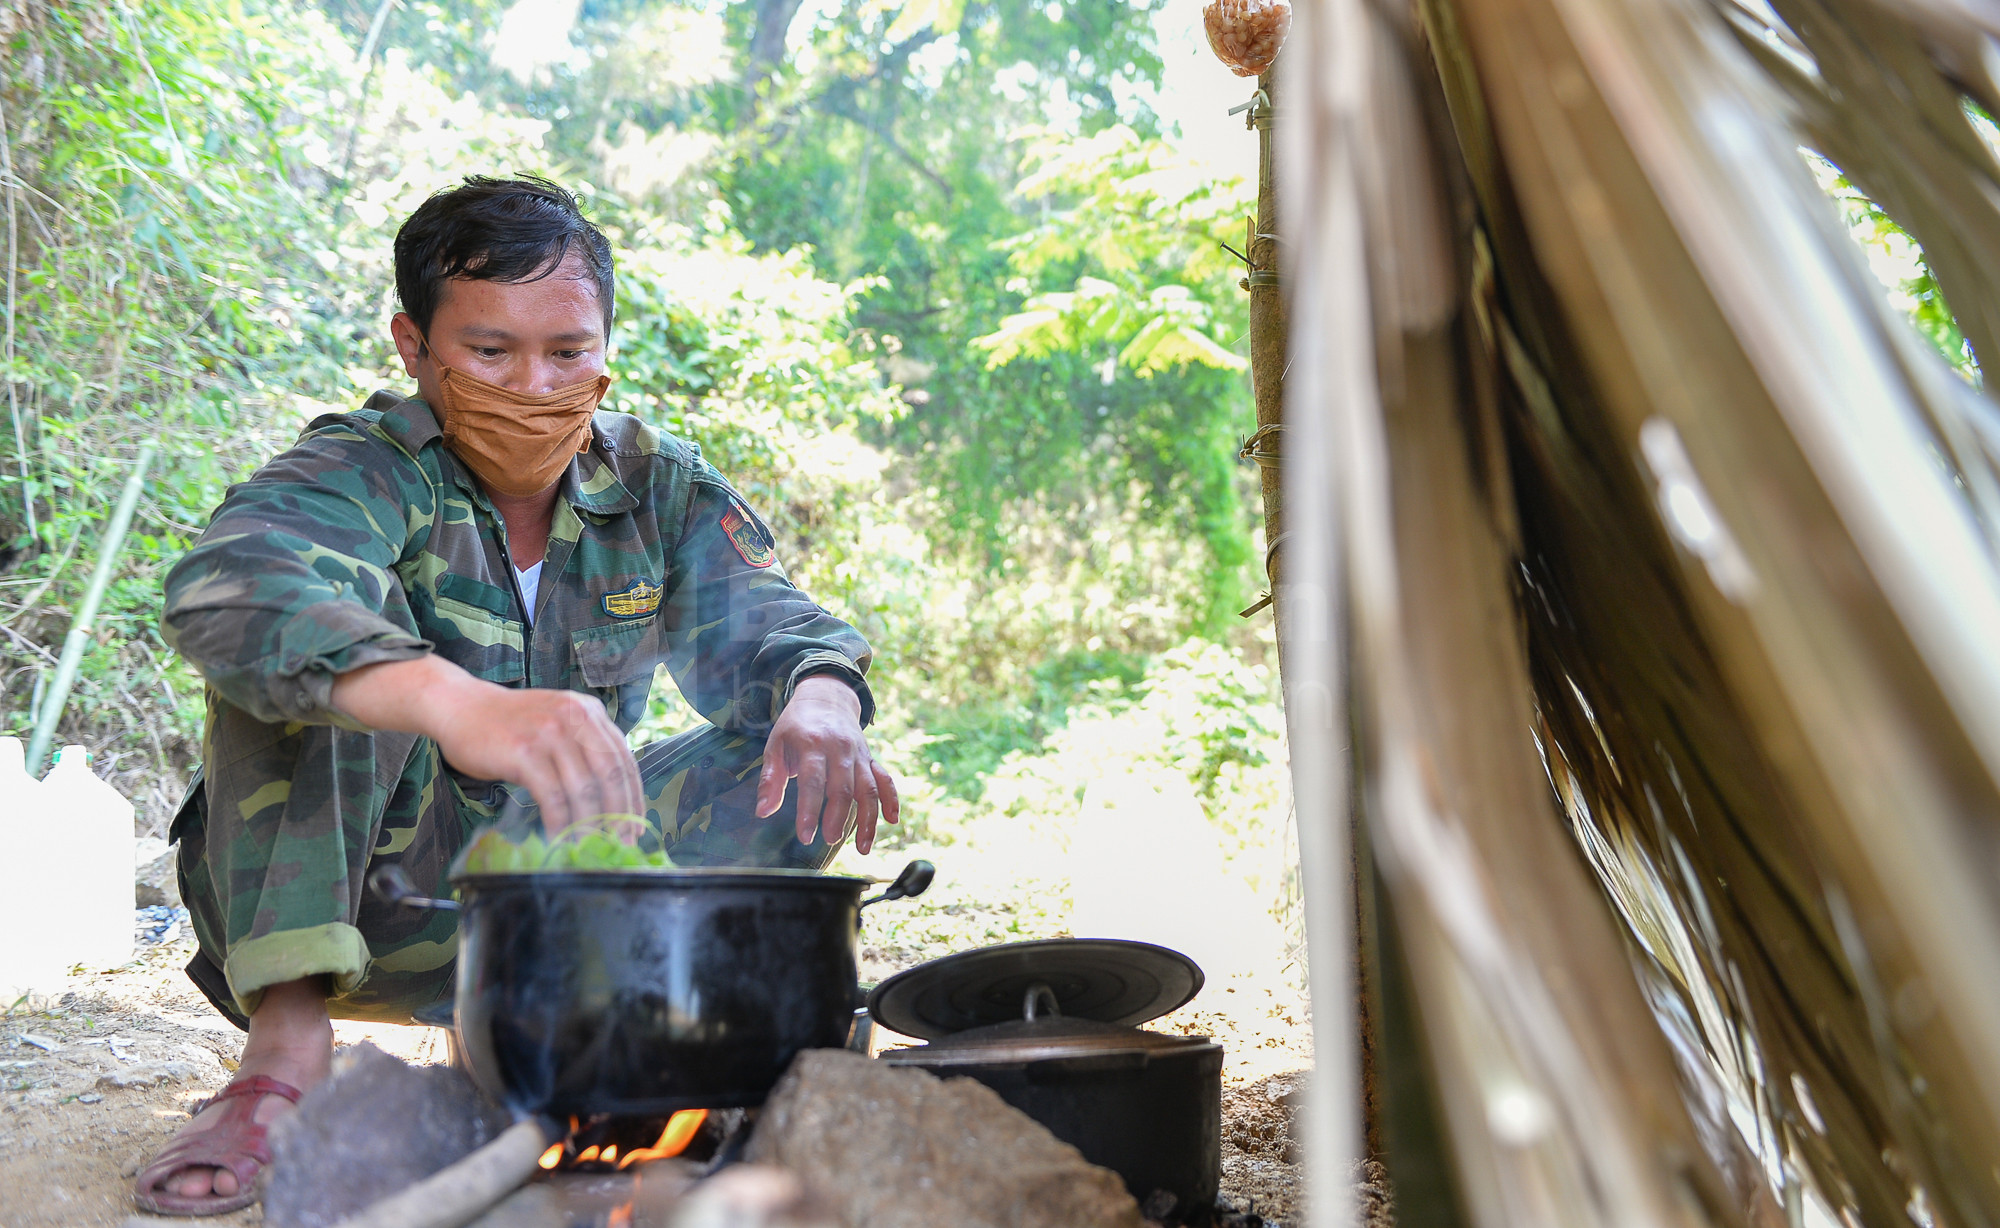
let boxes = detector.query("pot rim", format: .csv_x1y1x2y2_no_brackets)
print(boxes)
876,1016,1223,1066
449,867,875,892
877,1035,1223,1067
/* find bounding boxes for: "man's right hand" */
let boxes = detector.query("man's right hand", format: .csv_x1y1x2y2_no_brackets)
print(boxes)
329,655,643,834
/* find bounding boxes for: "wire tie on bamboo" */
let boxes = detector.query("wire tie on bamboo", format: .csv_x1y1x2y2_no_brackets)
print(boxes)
1264,529,1289,576
1226,89,1273,130
1236,218,1282,290
1238,530,1292,618
1239,423,1285,467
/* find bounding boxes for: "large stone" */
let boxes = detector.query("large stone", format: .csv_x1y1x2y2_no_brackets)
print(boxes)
134,837,181,908
746,1049,1144,1228
262,1042,512,1228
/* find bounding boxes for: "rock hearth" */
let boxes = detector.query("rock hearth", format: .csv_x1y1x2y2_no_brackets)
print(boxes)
748,1049,1146,1228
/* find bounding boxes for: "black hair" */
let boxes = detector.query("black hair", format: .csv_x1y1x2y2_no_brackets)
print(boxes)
393,175,615,337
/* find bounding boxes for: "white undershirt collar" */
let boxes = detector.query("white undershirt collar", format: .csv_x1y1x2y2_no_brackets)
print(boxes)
515,561,544,625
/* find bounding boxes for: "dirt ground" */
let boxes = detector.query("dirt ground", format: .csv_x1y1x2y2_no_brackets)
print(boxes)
0,915,1313,1228
0,919,447,1228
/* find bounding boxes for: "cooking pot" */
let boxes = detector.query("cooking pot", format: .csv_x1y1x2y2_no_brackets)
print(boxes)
371,859,931,1117
870,943,1221,1217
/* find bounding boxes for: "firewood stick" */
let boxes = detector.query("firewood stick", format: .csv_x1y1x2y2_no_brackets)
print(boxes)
330,1118,554,1228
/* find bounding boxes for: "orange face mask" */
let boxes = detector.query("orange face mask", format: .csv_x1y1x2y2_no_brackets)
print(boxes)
432,363,611,498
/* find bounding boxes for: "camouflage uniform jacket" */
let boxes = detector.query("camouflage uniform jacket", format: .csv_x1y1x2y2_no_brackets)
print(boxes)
162,390,875,764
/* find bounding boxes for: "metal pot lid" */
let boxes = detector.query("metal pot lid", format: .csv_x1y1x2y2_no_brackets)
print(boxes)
877,983,1216,1066
866,938,1204,1040
878,1017,1217,1067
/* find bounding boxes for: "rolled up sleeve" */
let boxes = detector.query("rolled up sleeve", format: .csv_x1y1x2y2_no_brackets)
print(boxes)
162,424,433,726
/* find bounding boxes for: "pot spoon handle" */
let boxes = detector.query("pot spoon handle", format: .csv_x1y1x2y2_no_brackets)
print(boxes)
860,859,935,908
367,863,462,913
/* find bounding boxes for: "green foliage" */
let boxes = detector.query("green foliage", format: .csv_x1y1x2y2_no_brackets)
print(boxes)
828,634,1295,967
983,637,1285,816
966,124,1258,626
912,646,1148,799
604,206,905,500
976,125,1251,379
1,0,1283,911
697,0,1259,629
1806,151,1980,381
0,0,357,807
975,277,1245,373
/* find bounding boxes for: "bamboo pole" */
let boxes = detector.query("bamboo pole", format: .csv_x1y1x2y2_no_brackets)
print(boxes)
0,89,33,545
1243,61,1394,1166
1244,75,1288,614
1270,3,1394,1221
26,441,156,776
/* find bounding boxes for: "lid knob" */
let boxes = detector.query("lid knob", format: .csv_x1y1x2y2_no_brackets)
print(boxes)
1023,982,1062,1022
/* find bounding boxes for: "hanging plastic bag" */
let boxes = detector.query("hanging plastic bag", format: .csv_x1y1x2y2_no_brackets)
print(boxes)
1202,0,1292,77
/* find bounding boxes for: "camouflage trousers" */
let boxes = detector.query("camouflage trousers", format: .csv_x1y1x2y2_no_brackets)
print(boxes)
173,692,830,1030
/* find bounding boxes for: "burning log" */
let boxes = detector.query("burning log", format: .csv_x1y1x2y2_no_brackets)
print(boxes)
263,1050,732,1228
262,1040,1189,1228
265,1044,513,1228
329,1119,553,1228
670,1165,836,1228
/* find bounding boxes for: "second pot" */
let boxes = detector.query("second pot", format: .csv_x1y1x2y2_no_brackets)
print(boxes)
877,984,1223,1216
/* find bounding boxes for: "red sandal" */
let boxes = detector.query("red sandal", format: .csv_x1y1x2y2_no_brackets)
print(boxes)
132,1074,304,1216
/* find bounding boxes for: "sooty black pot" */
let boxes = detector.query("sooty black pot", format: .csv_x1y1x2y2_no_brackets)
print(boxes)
878,1010,1224,1216
445,867,921,1117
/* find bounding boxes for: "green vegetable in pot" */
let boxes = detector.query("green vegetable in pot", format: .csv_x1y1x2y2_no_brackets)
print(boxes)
456,814,671,874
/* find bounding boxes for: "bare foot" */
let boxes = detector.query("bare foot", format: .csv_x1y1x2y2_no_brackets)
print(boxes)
158,978,333,1200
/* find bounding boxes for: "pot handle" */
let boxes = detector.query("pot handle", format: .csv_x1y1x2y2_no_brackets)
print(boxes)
1024,1049,1153,1082
368,864,462,913
860,859,935,909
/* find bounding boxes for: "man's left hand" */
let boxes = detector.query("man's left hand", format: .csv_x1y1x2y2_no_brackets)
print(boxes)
756,675,901,854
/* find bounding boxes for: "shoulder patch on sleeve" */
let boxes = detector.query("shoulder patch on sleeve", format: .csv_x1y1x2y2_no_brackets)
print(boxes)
720,498,777,569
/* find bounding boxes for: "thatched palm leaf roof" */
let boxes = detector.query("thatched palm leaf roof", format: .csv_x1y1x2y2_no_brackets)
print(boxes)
1278,0,2000,1220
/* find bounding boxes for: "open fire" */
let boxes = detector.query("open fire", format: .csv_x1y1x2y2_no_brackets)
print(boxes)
261,1040,1264,1228
538,1108,713,1173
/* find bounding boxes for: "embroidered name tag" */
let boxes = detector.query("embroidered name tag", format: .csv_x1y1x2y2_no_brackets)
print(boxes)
721,499,776,569
602,578,663,619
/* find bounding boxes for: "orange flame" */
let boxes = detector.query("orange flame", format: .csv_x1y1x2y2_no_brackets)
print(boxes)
615,1108,709,1169
537,1144,563,1170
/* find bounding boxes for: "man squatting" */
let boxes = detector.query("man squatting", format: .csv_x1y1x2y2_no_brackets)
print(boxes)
132,176,897,1215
